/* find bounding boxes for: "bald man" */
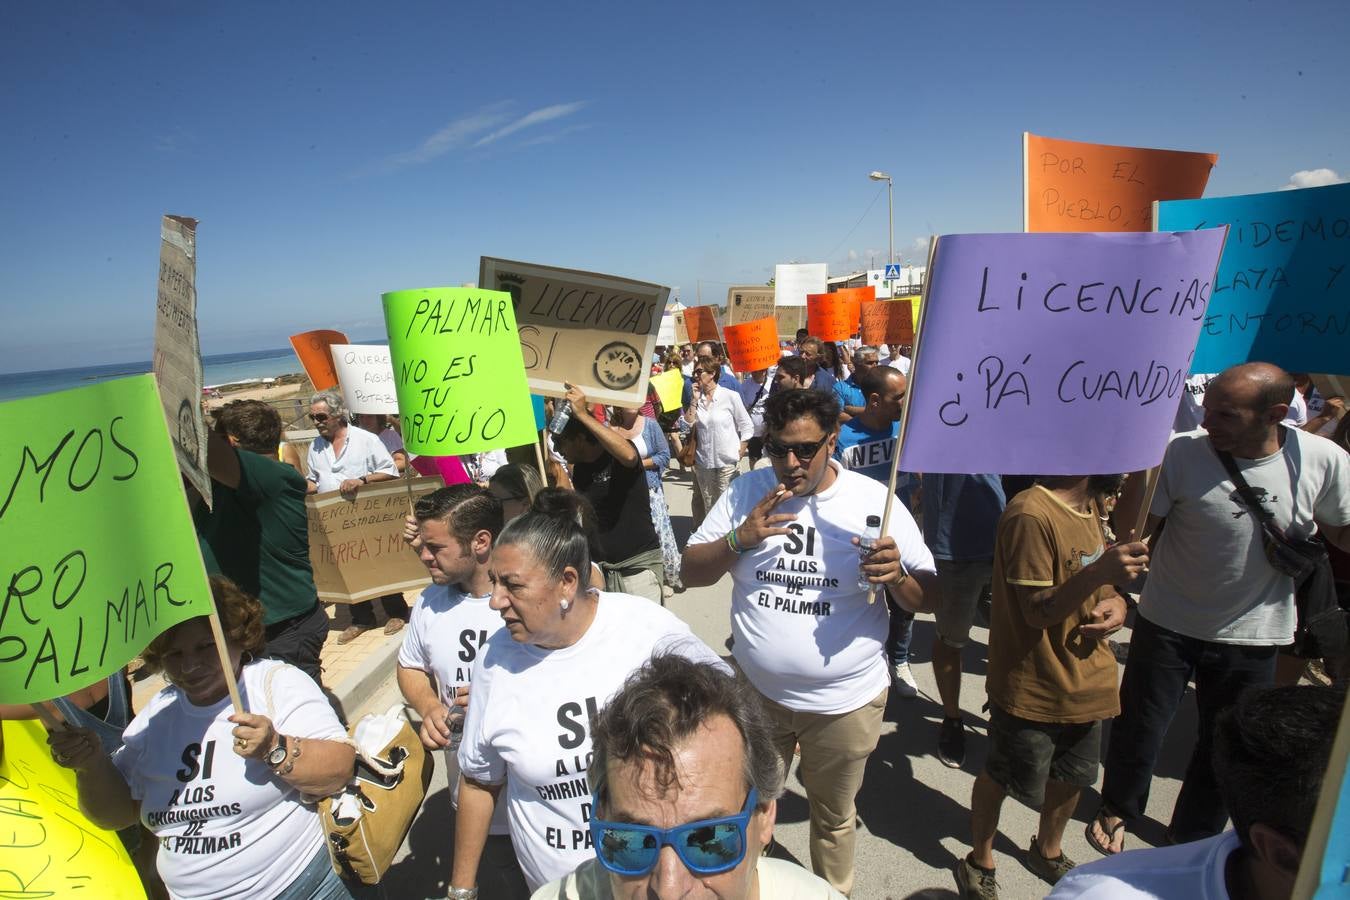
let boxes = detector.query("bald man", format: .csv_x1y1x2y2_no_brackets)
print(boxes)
1090,362,1350,855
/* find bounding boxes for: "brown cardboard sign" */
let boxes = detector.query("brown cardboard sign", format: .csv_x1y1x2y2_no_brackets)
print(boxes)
479,257,670,408
306,476,441,603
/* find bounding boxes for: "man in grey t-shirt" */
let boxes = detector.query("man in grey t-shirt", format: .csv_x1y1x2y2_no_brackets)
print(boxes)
1090,363,1350,855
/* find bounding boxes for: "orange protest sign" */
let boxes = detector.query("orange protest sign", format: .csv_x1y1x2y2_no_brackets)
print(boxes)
289,329,349,390
806,286,871,342
722,317,780,372
1024,132,1217,233
860,299,914,346
684,305,720,344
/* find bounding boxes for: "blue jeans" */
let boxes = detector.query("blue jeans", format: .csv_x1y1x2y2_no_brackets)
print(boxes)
885,595,914,666
272,845,358,900
1101,614,1277,841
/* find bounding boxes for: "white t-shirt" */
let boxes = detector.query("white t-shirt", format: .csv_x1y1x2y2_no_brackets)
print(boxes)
112,661,346,900
690,461,936,714
1048,830,1238,899
882,354,911,375
306,424,399,492
397,583,510,834
531,855,846,899
457,592,724,891
1140,427,1350,644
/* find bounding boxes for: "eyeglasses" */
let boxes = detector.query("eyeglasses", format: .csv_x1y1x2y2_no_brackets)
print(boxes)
309,413,330,423
763,432,830,461
590,787,757,877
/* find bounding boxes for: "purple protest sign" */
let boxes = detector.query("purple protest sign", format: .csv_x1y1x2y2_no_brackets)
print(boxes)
899,229,1227,475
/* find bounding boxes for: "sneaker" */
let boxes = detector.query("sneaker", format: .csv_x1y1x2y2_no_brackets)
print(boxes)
1025,837,1076,885
337,625,370,645
938,717,966,768
891,661,918,698
383,617,406,636
955,855,998,899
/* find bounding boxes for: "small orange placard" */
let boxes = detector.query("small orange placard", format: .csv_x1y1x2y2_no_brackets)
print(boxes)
290,329,349,390
684,305,720,344
722,317,780,372
860,299,914,346
806,286,872,342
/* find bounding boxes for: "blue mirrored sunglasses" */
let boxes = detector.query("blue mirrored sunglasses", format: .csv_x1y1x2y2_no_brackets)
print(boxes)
589,787,758,877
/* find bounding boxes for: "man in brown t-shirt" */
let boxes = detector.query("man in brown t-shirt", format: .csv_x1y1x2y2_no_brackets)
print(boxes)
955,476,1148,899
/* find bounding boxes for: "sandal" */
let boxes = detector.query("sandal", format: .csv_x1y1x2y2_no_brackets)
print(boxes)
1085,809,1126,856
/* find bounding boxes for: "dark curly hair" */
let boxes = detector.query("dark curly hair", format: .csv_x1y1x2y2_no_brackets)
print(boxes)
140,576,267,673
213,399,283,454
763,387,839,437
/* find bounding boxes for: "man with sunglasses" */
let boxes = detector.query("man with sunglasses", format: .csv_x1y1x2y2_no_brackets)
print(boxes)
681,389,936,896
533,654,843,899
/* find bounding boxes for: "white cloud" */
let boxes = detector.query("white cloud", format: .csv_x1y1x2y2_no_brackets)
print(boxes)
376,102,514,172
847,249,860,261
1280,168,1346,190
473,101,588,147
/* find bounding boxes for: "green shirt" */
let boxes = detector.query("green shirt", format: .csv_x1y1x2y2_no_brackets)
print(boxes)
195,448,317,625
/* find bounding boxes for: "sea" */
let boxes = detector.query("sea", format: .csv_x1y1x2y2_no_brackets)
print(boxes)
0,347,309,403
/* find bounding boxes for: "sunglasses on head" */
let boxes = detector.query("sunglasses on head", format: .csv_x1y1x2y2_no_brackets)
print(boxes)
762,432,830,461
590,787,758,877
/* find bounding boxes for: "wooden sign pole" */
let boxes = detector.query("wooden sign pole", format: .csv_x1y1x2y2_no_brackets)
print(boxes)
868,236,938,604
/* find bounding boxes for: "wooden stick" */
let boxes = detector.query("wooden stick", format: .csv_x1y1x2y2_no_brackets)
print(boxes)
867,235,939,605
30,702,64,731
1132,465,1161,540
404,465,417,517
205,610,246,714
534,430,548,483
1292,687,1350,898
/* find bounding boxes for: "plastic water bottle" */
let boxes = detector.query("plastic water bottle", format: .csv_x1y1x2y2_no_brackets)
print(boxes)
547,399,573,435
858,515,881,591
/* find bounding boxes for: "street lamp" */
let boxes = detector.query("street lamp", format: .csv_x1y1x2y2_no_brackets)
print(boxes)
868,171,894,272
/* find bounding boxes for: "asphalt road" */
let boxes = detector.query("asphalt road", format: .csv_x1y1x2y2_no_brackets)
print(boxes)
374,466,1195,899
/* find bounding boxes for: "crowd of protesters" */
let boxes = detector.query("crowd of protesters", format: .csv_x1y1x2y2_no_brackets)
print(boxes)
15,324,1350,900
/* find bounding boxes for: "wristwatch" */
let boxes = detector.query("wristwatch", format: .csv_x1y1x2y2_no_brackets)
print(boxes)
266,734,289,769
447,888,478,899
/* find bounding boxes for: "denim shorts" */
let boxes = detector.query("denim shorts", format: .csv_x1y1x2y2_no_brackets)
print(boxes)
984,704,1101,808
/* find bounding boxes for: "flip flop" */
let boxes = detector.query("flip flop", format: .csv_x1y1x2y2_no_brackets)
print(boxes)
1086,810,1126,856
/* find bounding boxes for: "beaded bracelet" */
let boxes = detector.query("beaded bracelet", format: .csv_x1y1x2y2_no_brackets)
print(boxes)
725,529,748,554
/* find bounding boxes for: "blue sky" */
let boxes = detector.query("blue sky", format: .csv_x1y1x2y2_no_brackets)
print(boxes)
1,0,1346,373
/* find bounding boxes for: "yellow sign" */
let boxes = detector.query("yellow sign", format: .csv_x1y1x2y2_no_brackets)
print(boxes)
0,720,146,898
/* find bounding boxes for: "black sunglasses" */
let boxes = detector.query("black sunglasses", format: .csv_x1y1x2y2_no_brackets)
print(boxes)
309,413,330,423
763,432,830,461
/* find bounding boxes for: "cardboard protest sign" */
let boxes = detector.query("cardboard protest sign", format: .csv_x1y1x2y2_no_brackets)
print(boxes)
382,287,537,456
290,329,349,391
723,318,780,372
774,263,827,307
861,299,915,346
774,305,806,341
726,285,776,325
331,344,398,415
673,309,690,344
153,215,211,508
306,477,441,603
479,257,669,408
1157,181,1350,375
0,719,147,897
898,229,1228,475
649,369,685,414
1024,133,1217,233
683,305,721,344
0,375,215,704
806,287,871,342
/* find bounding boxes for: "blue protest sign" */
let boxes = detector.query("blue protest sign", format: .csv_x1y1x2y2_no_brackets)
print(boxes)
1157,182,1350,376
531,394,547,431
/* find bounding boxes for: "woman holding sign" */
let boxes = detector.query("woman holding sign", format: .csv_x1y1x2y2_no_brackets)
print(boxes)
684,359,754,528
448,510,723,895
48,578,358,900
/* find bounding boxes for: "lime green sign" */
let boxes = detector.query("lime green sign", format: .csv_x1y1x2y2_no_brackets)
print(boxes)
0,375,214,704
382,287,538,456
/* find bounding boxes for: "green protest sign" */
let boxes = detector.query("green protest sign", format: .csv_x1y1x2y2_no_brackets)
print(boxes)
0,375,214,704
382,286,537,456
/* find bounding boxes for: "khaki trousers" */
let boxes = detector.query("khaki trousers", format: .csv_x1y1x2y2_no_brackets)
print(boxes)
759,686,887,896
